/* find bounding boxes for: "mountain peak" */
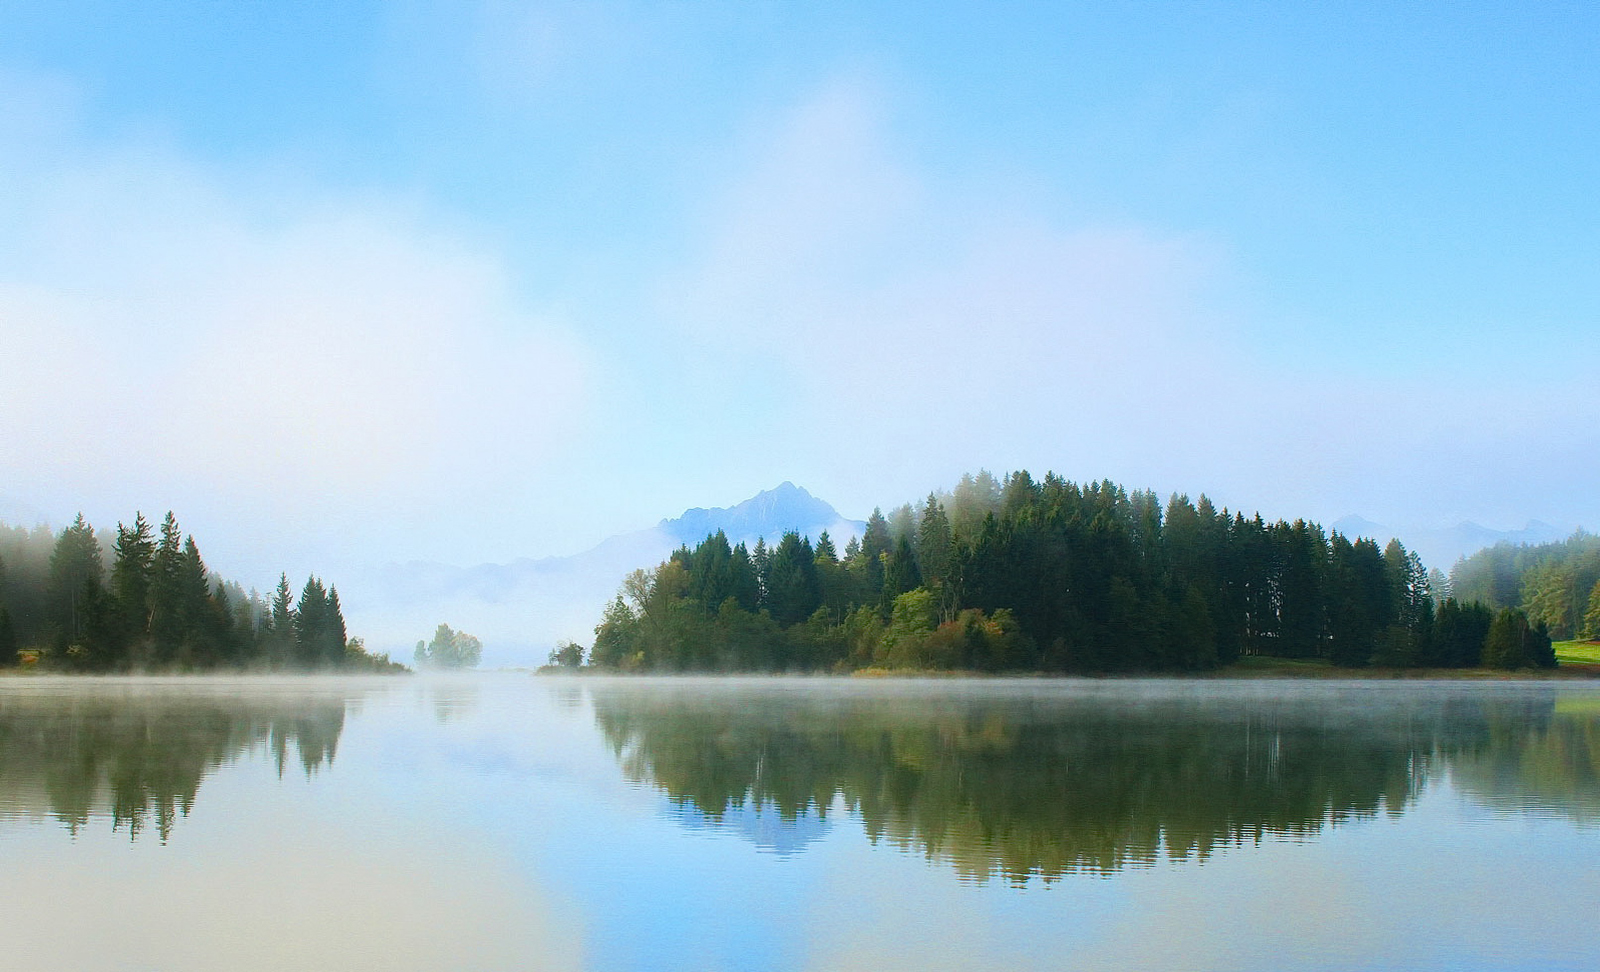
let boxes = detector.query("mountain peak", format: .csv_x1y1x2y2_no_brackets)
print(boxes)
660,484,863,546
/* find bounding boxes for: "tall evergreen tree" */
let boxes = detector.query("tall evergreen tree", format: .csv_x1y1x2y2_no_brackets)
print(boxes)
327,587,349,664
48,513,103,647
176,536,215,664
148,512,185,660
265,573,296,666
917,494,953,593
1327,534,1382,667
859,508,891,603
1275,520,1327,658
728,542,761,613
111,513,156,651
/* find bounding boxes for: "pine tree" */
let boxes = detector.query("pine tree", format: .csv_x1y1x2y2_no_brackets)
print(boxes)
148,512,185,660
1327,533,1380,667
1276,520,1327,658
48,513,103,647
728,542,760,613
860,508,891,600
814,531,838,564
327,587,348,665
265,574,296,666
111,513,156,653
175,536,214,665
917,494,953,591
295,577,331,667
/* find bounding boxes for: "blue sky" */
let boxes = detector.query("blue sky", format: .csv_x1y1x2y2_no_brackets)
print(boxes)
1,1,1596,586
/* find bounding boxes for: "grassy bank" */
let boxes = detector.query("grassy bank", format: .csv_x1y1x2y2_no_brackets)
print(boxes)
1555,640,1600,665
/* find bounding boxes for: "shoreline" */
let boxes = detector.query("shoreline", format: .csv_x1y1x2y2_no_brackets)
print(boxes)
533,659,1600,680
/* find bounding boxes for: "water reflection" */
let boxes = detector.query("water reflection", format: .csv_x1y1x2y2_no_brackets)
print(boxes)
591,680,1600,883
0,678,362,840
1451,696,1600,822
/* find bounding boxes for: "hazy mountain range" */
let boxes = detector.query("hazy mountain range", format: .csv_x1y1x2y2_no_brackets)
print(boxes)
345,483,863,667
1330,515,1567,572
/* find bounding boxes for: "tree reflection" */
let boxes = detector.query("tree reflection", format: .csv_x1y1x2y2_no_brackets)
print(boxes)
1449,696,1600,822
592,682,1597,883
0,682,354,841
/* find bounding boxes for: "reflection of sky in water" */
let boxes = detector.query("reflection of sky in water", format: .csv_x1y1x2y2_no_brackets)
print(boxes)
667,799,834,857
0,676,1597,972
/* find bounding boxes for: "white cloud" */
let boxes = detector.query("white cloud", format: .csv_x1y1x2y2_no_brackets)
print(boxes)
658,78,1241,505
0,73,591,573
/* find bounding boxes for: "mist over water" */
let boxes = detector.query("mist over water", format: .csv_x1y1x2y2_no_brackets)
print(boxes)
2,675,1597,971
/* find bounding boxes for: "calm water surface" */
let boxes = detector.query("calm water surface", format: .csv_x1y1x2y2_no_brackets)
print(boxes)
2,675,1597,972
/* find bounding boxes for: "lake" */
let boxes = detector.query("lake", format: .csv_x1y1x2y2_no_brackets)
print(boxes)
2,675,1597,972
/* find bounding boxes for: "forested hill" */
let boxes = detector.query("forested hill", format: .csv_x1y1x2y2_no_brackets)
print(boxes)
0,511,402,672
1449,532,1600,641
579,471,1554,674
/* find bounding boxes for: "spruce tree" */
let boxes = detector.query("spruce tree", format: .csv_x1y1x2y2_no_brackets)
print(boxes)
176,536,213,665
327,587,348,664
859,509,891,605
48,513,103,647
295,577,331,667
917,494,953,591
148,512,185,660
266,574,296,666
111,513,156,655
728,543,760,613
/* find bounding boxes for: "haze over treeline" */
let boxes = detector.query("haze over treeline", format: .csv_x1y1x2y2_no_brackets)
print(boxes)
0,511,401,672
582,471,1557,674
1451,532,1600,642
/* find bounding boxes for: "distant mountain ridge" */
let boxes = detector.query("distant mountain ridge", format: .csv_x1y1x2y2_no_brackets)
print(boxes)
340,483,863,666
1330,515,1568,572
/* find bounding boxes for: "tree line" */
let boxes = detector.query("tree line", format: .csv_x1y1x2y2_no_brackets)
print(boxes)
583,471,1554,673
0,511,403,671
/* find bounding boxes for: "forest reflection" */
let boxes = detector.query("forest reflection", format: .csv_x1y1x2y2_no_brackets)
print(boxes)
0,680,360,841
592,681,1600,883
